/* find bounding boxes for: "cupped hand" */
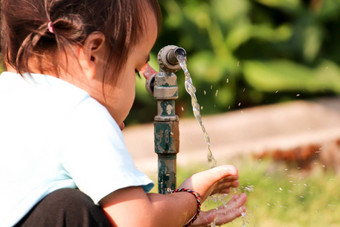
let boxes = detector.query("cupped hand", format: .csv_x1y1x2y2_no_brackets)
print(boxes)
192,193,247,226
178,165,247,226
178,165,240,202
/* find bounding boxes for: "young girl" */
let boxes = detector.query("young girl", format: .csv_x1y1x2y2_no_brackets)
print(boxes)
0,0,247,226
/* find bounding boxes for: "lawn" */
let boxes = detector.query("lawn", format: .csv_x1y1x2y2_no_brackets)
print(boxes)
175,157,340,227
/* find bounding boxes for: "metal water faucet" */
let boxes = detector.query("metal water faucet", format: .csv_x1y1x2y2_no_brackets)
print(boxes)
141,45,186,194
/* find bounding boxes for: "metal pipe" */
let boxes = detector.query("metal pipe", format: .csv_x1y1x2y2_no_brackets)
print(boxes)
141,45,186,194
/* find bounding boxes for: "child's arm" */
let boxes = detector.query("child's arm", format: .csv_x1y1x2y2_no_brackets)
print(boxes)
99,165,247,227
101,187,197,226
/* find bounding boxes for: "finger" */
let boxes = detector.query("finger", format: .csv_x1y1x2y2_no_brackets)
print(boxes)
218,179,239,188
214,205,247,225
218,188,230,194
214,194,247,225
214,176,239,185
227,193,247,210
217,175,239,182
211,176,239,190
193,193,247,226
213,175,239,187
192,194,247,226
211,180,239,194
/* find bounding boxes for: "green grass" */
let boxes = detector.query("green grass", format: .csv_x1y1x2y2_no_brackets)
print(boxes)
175,157,340,227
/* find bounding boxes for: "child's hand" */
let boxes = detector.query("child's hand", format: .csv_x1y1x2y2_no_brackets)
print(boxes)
192,193,247,226
178,165,247,226
179,165,240,201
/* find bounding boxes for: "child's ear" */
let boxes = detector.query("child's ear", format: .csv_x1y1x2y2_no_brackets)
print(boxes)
79,32,106,79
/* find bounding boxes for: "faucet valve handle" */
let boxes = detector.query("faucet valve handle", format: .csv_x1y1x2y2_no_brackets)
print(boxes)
141,64,157,95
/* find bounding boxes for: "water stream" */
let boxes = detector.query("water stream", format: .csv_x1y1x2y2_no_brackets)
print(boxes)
177,55,253,226
177,55,217,168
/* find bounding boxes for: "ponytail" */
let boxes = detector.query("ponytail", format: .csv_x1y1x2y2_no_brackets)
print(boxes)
1,0,161,81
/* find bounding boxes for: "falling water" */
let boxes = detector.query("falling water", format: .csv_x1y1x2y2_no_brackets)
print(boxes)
177,54,255,226
177,55,217,168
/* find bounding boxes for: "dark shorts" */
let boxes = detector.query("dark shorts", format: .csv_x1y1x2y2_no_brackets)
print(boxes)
15,188,111,227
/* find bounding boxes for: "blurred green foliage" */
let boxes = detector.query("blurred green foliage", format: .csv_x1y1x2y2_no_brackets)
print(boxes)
127,0,340,125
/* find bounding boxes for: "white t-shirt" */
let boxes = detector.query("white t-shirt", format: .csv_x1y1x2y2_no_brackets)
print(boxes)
0,72,154,227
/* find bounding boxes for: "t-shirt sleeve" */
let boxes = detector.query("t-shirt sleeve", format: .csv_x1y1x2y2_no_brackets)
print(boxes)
59,98,154,204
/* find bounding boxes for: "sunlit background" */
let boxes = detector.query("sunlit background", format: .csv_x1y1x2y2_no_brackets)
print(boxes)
1,0,339,226
125,0,340,226
127,0,340,124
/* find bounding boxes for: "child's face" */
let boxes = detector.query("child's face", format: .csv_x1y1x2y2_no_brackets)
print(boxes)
98,10,158,129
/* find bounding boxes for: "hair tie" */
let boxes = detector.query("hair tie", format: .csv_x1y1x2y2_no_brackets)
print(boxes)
47,21,54,34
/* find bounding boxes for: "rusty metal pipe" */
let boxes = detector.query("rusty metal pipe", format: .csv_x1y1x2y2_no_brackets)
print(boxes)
141,45,186,194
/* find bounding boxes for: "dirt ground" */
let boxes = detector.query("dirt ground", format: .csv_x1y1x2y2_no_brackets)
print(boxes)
123,97,340,174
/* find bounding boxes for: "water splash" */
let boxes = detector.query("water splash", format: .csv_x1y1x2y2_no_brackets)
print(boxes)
204,192,253,226
177,55,217,168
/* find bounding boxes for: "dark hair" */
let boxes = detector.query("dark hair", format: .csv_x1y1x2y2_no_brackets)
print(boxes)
1,0,161,81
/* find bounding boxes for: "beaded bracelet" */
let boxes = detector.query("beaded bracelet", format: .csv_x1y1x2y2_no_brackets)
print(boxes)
172,188,202,227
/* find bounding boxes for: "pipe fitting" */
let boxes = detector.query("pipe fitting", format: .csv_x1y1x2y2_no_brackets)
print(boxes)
141,64,157,95
157,45,186,73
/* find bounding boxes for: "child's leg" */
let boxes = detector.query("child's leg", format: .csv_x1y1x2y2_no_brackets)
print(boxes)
15,188,110,227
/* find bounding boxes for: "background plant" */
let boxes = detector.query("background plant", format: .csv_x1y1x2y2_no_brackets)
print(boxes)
127,0,340,125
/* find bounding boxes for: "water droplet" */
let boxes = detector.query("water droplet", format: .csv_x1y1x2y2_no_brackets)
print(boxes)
279,187,283,191
201,106,204,110
244,185,254,192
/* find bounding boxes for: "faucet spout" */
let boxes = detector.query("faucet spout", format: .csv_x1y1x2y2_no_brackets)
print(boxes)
158,45,186,73
165,47,187,66
140,45,186,95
